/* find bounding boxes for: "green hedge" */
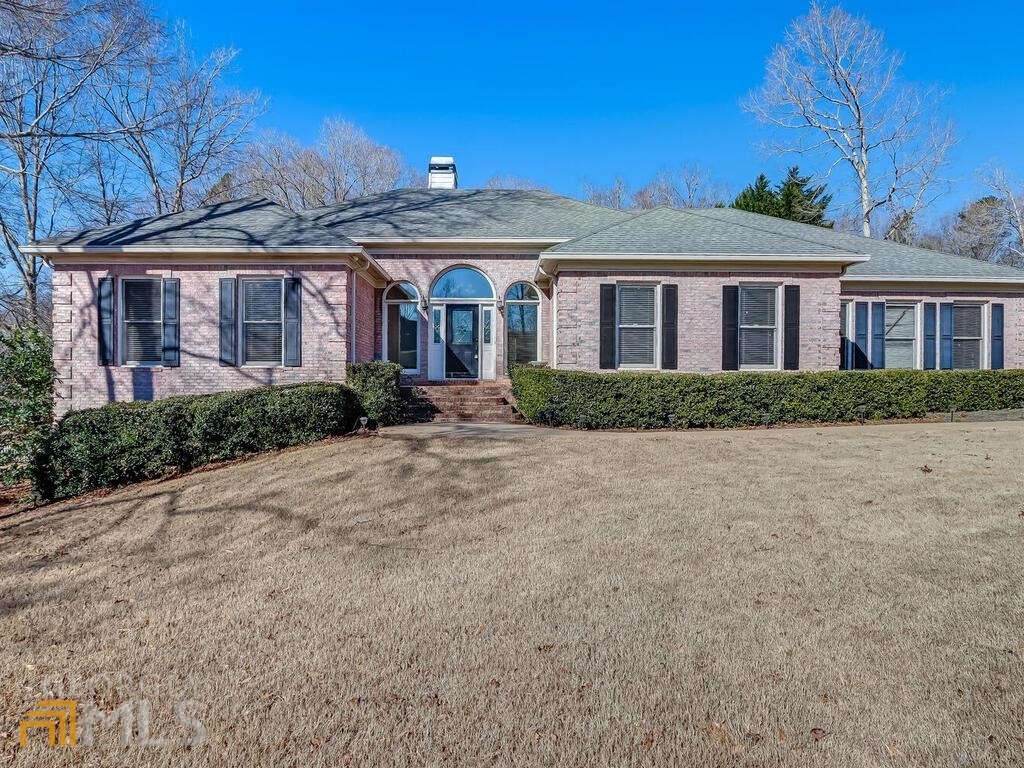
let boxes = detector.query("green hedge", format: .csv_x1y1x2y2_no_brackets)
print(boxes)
33,383,360,501
510,366,1024,429
347,361,403,426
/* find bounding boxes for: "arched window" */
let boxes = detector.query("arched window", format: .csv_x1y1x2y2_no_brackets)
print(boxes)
505,282,540,367
430,267,494,300
384,282,420,372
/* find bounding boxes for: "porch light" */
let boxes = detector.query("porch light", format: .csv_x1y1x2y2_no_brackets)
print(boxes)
496,298,504,313
419,296,428,310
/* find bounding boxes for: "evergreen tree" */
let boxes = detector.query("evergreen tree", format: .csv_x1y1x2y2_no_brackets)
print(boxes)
776,166,833,227
731,167,833,227
731,173,779,216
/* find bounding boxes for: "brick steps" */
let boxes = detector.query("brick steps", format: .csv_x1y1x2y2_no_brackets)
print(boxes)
401,383,522,423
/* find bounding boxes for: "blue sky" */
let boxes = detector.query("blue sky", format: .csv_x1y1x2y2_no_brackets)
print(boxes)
158,0,1024,223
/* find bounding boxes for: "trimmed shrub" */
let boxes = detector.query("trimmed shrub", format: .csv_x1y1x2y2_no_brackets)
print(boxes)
33,383,359,501
510,367,1024,430
347,361,403,426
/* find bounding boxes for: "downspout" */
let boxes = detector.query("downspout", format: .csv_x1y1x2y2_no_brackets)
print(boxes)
537,261,556,368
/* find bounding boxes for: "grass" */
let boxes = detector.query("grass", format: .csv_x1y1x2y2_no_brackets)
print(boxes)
2,421,1023,766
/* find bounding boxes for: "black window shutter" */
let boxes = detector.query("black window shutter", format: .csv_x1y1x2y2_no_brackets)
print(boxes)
783,285,800,370
870,302,885,369
219,278,236,366
939,303,953,369
599,284,616,369
97,277,115,365
283,277,302,367
853,302,869,369
923,302,937,369
661,284,678,370
722,286,739,371
162,278,180,367
991,303,1004,369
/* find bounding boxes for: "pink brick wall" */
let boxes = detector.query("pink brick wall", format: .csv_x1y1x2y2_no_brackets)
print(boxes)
555,270,843,372
353,273,376,361
52,264,352,416
840,287,1024,368
369,254,550,379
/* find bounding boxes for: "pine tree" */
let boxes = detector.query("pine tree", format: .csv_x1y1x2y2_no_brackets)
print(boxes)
731,173,779,216
731,167,833,227
775,166,833,227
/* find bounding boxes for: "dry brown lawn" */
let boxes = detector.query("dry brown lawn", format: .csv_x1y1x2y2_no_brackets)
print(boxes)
2,421,1023,767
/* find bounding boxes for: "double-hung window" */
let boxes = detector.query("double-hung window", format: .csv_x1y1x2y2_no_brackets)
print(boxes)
883,304,916,369
241,278,284,366
952,304,983,369
617,284,658,368
121,278,164,365
738,285,778,368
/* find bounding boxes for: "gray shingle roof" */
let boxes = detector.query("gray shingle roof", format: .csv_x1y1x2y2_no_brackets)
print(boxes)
695,207,1024,280
544,206,861,257
304,188,631,240
36,197,358,250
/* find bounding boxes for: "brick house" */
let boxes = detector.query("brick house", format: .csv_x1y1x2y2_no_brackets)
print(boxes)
26,158,1024,418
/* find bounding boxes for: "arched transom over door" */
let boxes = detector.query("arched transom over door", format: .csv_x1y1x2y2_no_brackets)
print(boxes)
428,267,497,381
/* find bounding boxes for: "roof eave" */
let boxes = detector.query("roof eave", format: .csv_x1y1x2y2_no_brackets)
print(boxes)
841,274,1024,288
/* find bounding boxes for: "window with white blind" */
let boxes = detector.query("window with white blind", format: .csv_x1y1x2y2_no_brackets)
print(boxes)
739,285,778,368
617,284,657,368
953,304,983,369
241,279,284,366
121,278,163,364
884,304,917,369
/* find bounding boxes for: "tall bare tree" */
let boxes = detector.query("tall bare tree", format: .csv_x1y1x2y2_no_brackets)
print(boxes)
230,119,414,210
91,24,263,216
743,2,955,238
584,165,728,210
985,170,1024,265
0,0,155,324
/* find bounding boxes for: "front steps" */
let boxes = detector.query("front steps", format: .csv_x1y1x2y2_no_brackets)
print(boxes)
401,382,522,423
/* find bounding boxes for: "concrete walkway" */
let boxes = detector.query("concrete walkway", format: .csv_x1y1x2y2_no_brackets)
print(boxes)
380,422,547,438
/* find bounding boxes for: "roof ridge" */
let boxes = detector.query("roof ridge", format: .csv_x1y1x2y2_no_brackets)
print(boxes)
545,207,670,250
684,207,861,256
705,207,1024,275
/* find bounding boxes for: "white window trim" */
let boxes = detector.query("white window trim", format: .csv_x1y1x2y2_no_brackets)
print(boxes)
738,283,782,371
504,281,543,367
881,302,918,370
383,284,421,375
239,277,285,368
119,277,164,367
616,282,660,370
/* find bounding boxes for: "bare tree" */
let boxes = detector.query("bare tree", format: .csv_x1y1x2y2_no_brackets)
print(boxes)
582,177,630,210
742,2,955,238
231,119,413,210
986,170,1024,265
93,24,263,215
0,0,154,324
631,165,729,209
484,175,549,191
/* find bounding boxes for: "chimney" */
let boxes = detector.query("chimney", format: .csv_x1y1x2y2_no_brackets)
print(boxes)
428,156,457,189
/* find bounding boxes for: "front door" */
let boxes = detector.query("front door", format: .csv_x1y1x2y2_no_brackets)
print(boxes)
445,304,479,379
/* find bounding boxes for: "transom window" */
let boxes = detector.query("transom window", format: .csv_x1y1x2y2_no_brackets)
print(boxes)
953,304,983,369
739,285,778,368
617,284,657,368
384,282,420,373
121,278,163,365
884,304,917,369
241,279,284,366
430,267,494,300
505,282,540,367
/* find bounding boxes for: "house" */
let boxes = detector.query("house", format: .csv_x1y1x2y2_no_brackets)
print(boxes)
27,157,1024,418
